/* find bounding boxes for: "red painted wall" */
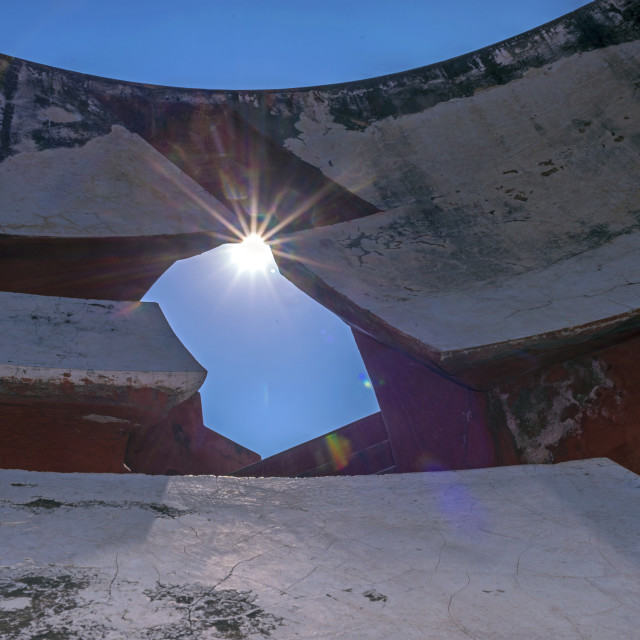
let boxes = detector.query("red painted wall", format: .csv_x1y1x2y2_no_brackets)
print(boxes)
492,335,640,474
353,330,518,473
354,328,640,475
234,412,393,477
125,393,260,475
0,401,134,473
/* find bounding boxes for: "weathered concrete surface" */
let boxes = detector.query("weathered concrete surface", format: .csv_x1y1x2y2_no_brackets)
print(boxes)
0,50,378,302
235,412,394,477
0,122,236,299
1,459,639,639
0,124,228,238
0,291,206,404
275,35,640,388
0,58,239,300
0,292,207,473
125,393,260,476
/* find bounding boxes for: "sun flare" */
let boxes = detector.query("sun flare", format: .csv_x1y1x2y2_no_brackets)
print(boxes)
230,233,274,273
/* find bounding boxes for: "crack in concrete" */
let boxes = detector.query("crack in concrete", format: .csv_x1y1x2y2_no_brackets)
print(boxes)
447,573,476,639
285,566,318,592
106,553,119,604
435,532,447,572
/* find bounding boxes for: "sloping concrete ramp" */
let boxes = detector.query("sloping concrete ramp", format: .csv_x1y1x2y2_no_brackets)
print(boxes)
0,291,206,404
1,459,638,639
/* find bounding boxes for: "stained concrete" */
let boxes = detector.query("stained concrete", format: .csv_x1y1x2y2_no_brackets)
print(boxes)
275,37,640,386
0,291,206,404
0,125,233,238
0,291,211,474
1,459,639,639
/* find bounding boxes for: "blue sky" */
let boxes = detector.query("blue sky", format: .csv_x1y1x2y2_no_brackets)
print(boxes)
3,0,587,457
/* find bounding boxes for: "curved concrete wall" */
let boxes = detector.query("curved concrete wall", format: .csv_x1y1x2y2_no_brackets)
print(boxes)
271,3,640,388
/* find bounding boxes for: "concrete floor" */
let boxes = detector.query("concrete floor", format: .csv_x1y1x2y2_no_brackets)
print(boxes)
1,458,639,639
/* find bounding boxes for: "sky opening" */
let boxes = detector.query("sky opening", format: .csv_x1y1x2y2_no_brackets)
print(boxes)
143,244,379,458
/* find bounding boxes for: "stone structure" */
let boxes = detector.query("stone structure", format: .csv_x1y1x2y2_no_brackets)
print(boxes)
1,0,639,474
1,459,639,638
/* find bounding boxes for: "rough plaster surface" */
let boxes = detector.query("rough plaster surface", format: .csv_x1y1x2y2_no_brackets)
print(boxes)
0,125,232,238
281,225,640,354
276,39,640,372
0,459,638,639
284,42,640,223
0,291,206,402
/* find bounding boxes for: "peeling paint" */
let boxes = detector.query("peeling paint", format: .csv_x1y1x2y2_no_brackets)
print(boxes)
492,356,615,463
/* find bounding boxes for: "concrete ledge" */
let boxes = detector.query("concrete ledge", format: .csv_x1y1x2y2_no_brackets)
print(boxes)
0,124,235,299
0,125,230,239
0,458,638,638
275,36,640,387
0,291,206,406
0,292,208,473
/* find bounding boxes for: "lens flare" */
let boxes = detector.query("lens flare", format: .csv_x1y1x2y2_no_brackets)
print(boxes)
358,372,374,389
325,433,352,470
230,233,273,273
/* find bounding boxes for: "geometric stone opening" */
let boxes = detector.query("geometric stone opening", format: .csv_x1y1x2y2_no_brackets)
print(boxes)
143,243,380,458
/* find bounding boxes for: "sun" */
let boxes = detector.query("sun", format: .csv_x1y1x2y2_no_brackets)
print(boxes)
230,233,274,273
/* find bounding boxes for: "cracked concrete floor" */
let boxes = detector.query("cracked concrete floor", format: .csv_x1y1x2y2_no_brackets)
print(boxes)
1,458,639,639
